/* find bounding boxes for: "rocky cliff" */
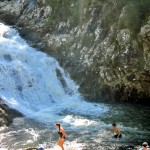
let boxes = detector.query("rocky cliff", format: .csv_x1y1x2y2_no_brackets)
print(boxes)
0,0,150,104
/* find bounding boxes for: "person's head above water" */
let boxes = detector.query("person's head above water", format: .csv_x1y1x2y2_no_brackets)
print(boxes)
142,142,148,148
112,123,116,127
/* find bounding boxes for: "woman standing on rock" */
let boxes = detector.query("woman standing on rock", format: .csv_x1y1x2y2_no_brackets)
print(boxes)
56,123,67,150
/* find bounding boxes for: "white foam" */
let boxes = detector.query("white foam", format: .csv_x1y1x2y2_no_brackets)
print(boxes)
0,23,108,124
62,115,97,126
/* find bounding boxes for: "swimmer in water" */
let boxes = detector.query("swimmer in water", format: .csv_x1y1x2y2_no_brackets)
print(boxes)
56,123,67,150
140,142,149,150
109,123,122,139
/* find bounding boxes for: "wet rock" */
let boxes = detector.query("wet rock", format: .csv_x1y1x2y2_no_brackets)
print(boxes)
0,97,23,127
118,145,136,150
0,0,30,25
0,0,150,105
140,20,150,67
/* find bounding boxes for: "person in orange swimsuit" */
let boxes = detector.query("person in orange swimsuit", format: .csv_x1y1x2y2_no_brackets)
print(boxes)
56,123,67,150
140,142,149,150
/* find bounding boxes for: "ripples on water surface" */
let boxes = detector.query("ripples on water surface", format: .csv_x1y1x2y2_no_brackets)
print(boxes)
0,23,150,150
0,103,150,150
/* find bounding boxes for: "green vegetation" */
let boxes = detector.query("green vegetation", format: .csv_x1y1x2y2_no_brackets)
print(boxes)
118,0,150,37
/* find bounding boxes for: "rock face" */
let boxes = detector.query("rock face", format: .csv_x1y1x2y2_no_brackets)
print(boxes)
0,0,150,104
0,98,22,127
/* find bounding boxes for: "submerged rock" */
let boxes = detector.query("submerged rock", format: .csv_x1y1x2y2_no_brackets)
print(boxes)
118,145,136,150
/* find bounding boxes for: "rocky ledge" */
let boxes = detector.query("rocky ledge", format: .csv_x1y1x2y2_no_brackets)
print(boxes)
0,97,23,127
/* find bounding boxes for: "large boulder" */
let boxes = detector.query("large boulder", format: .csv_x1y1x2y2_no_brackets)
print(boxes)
0,0,32,24
0,97,23,127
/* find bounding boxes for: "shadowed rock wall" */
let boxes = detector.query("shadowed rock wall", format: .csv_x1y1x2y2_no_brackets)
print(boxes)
0,98,22,126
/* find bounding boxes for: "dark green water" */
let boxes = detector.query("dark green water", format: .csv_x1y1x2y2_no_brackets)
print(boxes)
0,103,150,150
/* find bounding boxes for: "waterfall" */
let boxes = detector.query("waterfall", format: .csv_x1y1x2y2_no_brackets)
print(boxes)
0,23,107,123
1,23,149,150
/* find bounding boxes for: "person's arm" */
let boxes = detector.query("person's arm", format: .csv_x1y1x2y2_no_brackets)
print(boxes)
108,128,113,135
116,128,121,138
108,128,114,135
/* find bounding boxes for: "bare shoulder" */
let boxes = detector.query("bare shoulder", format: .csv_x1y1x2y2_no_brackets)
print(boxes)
117,127,120,130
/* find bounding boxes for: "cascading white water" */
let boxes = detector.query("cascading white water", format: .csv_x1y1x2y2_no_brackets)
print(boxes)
1,23,150,150
0,23,108,123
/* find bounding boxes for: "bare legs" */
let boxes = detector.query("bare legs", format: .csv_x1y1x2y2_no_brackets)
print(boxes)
57,137,65,150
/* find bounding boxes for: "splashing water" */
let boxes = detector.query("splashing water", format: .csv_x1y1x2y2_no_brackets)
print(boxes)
0,23,108,149
0,23,108,123
0,23,150,150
